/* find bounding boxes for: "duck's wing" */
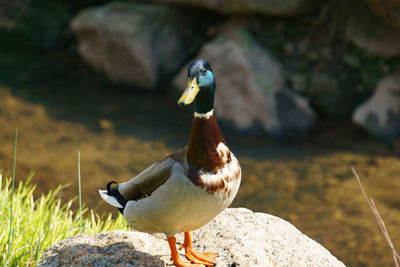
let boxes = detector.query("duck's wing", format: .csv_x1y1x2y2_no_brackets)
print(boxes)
117,147,186,201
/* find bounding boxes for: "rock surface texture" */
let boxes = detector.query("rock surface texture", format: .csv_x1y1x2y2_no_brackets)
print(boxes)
38,208,345,267
336,0,400,58
148,0,323,16
353,74,400,141
174,28,316,135
309,72,348,119
70,2,206,89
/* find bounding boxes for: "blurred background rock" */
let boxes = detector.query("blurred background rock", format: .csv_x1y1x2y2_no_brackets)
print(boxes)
0,0,399,266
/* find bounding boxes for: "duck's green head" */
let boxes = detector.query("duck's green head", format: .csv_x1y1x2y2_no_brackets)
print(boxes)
178,59,216,114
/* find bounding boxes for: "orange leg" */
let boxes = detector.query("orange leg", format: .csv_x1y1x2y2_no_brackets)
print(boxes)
167,236,201,267
178,232,218,266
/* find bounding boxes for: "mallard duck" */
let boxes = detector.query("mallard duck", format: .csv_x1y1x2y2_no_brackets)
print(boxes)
99,59,241,267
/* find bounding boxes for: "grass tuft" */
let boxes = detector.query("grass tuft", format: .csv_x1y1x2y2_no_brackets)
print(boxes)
0,173,128,266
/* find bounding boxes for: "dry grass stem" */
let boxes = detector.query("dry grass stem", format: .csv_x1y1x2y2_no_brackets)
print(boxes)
351,166,400,267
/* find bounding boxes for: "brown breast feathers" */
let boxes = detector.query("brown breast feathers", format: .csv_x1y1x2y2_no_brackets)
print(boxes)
186,114,233,189
187,114,226,172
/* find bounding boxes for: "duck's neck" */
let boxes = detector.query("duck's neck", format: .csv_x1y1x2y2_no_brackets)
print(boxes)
187,109,226,173
194,87,214,114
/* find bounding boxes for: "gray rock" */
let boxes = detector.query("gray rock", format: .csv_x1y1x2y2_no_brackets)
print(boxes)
147,0,323,16
290,73,308,94
309,72,344,118
334,0,400,58
38,208,345,267
70,2,206,89
353,74,400,141
174,28,316,135
345,18,400,58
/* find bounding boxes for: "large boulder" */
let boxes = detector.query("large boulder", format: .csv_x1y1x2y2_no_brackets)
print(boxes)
353,74,400,141
309,72,342,118
38,208,345,266
333,0,400,58
308,72,362,119
174,28,316,135
147,0,323,16
70,2,209,89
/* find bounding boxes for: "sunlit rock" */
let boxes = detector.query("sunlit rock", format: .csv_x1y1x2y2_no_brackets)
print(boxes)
38,208,345,266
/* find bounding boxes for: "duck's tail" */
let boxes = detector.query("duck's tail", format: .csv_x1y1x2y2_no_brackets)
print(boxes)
99,181,127,214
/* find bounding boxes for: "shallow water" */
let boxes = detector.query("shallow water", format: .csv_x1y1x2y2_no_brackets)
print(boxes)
0,46,399,266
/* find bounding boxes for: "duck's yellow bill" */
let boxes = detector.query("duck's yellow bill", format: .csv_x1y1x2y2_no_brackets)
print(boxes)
178,77,199,105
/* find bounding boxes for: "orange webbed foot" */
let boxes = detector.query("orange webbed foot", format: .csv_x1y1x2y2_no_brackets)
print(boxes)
167,236,203,267
179,232,218,266
171,256,203,267
184,248,218,266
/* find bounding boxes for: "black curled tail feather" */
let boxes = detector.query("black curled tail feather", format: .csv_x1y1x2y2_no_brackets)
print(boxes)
107,181,128,214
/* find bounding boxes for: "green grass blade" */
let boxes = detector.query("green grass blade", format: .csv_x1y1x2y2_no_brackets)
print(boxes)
7,129,17,260
34,230,42,261
78,151,82,233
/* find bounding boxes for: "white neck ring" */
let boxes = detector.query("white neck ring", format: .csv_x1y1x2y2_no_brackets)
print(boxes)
194,109,214,119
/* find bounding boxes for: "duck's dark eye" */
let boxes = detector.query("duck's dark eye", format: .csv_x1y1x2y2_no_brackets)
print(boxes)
201,69,207,76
